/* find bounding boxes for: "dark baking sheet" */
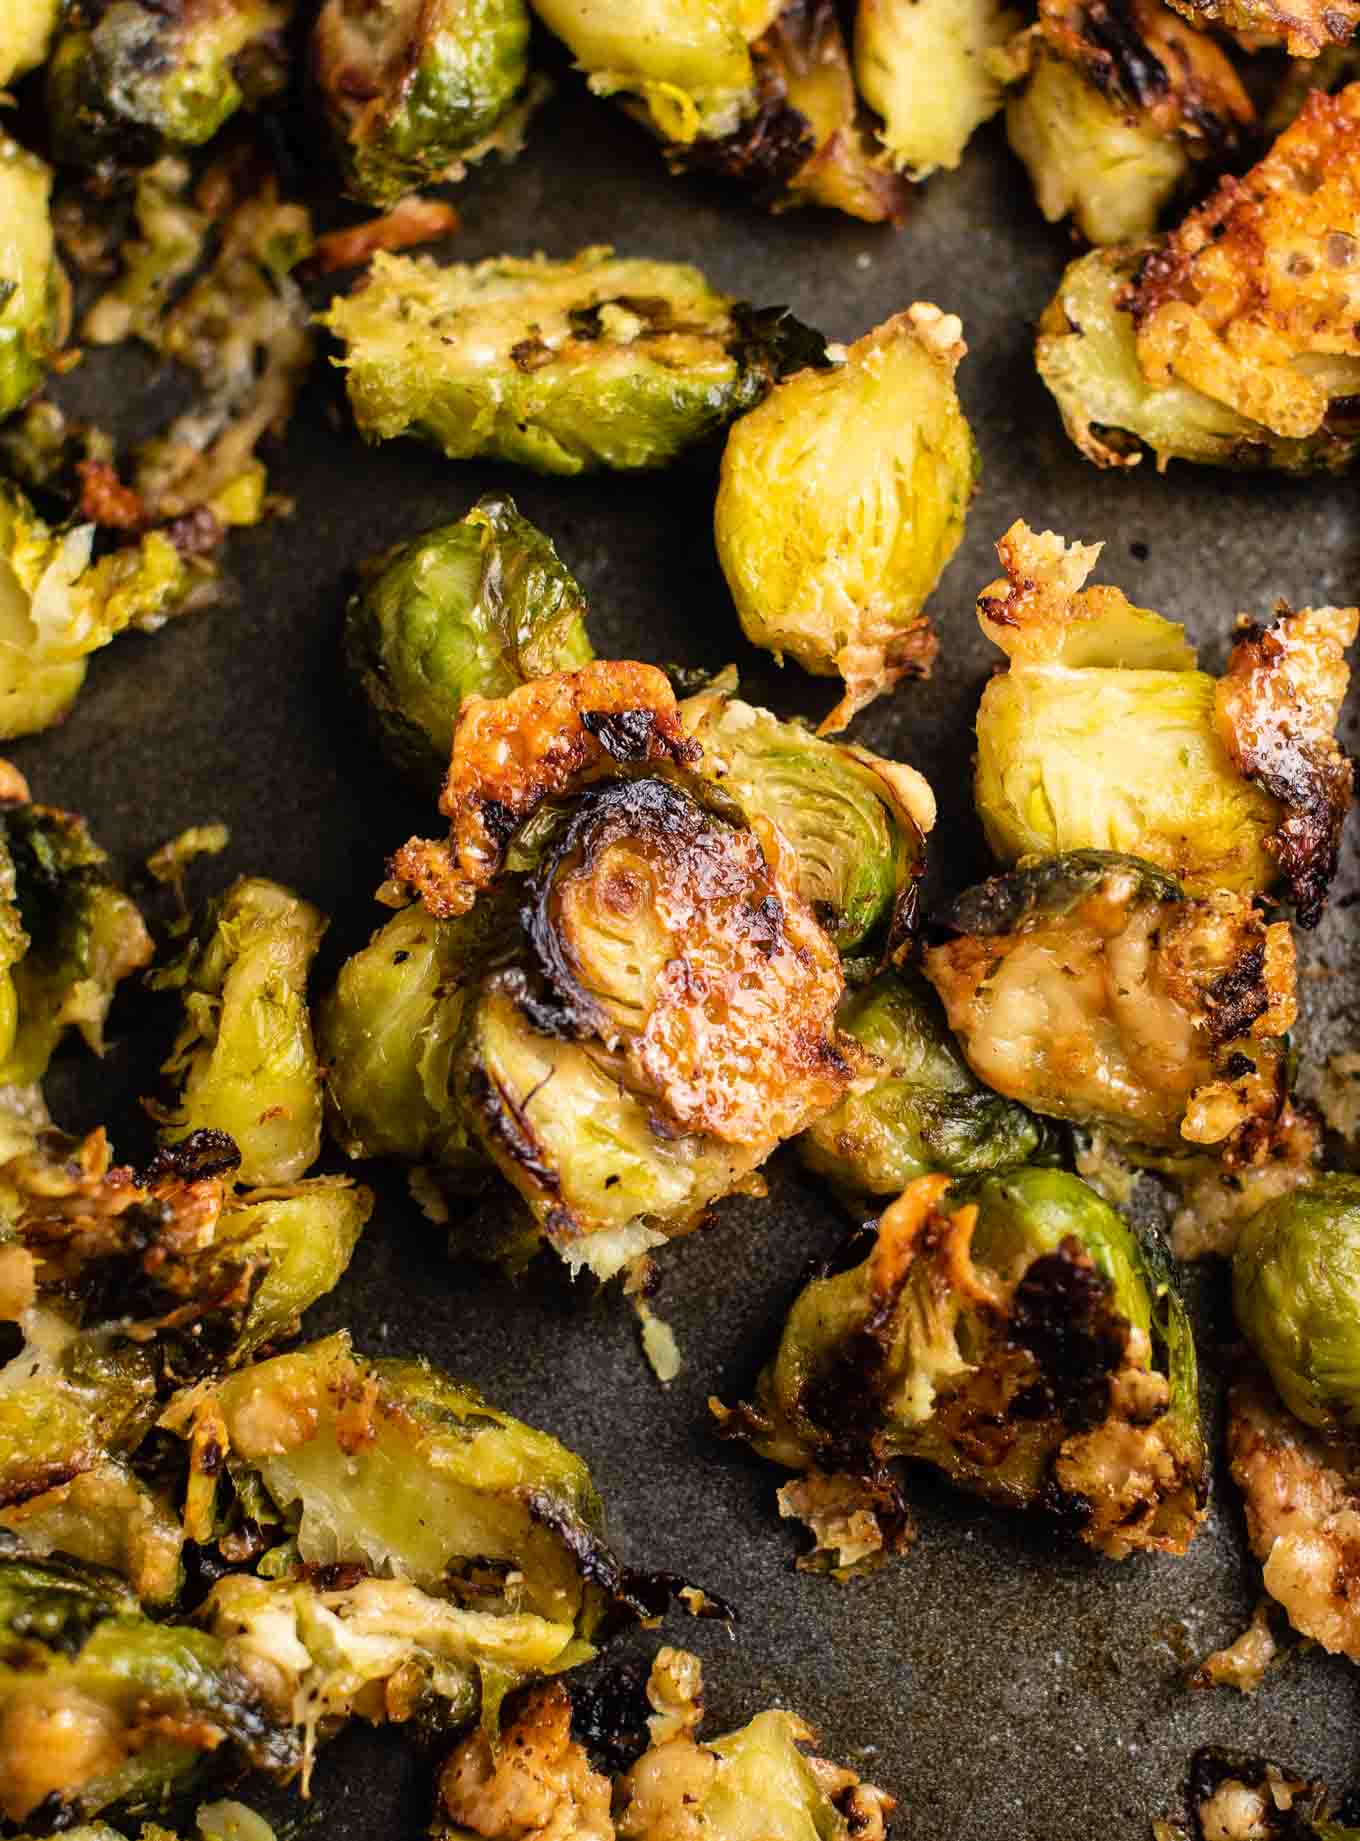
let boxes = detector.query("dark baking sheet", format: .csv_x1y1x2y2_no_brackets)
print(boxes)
22,71,1360,1841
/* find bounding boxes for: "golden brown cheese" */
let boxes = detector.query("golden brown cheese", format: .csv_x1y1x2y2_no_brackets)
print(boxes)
1132,88,1360,435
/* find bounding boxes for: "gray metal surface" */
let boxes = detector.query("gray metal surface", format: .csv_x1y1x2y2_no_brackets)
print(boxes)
25,78,1360,1841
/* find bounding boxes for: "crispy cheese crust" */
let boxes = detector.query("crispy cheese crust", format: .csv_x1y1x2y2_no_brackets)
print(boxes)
391,662,697,918
1132,89,1360,434
1215,604,1359,927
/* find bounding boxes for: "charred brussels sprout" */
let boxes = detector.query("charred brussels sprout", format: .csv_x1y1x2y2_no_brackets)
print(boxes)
0,1128,370,1593
923,851,1298,1159
0,0,61,84
680,675,934,959
2,803,153,1087
374,661,851,1277
681,2,909,224
720,1170,1206,1570
855,0,1019,178
346,494,593,788
714,305,976,732
1001,0,1252,246
1233,1177,1360,1429
313,0,532,206
172,1334,714,1754
152,878,326,1186
800,969,1050,1196
0,140,68,425
0,1555,296,1826
0,482,190,739
528,0,755,142
972,522,1358,922
322,246,826,476
435,1646,894,1841
1038,89,1360,470
1165,0,1359,53
46,0,292,168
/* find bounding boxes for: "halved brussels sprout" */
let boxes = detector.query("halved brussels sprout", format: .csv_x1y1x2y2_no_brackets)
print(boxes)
172,1334,716,1745
378,661,851,1277
718,1169,1206,1571
714,305,976,732
0,139,69,425
1233,1177,1360,1429
680,675,934,959
2,803,153,1088
800,968,1051,1195
0,0,62,85
313,0,532,206
1228,1364,1360,1660
0,1129,369,1592
0,482,191,739
683,1,908,222
855,0,1019,178
436,1646,894,1841
1165,0,1359,53
152,878,326,1186
46,0,292,168
972,523,1358,921
345,493,593,789
528,0,755,142
0,1554,297,1826
1158,1749,1351,1841
1001,0,1252,246
923,851,1297,1156
322,247,826,476
1039,88,1360,467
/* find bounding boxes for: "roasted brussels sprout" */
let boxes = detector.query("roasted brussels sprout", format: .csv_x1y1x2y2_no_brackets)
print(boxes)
0,139,69,425
313,0,532,206
0,1129,369,1594
0,0,61,85
527,0,756,143
714,305,976,731
683,1,909,223
1038,88,1360,470
345,493,593,789
854,0,1019,178
800,968,1051,1195
1165,0,1359,53
2,803,153,1088
1157,1748,1353,1841
46,0,292,168
1233,1177,1360,1429
171,1334,716,1754
1001,0,1252,245
1227,1364,1360,1660
680,673,934,959
322,247,825,476
923,852,1297,1158
366,661,851,1277
152,878,326,1186
0,1555,296,1826
0,482,191,739
435,1646,894,1841
718,1169,1206,1570
972,522,1358,922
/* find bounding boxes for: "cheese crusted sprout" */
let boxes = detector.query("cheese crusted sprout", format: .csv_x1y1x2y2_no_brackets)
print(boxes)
972,522,1357,923
435,1646,894,1841
1039,88,1360,469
